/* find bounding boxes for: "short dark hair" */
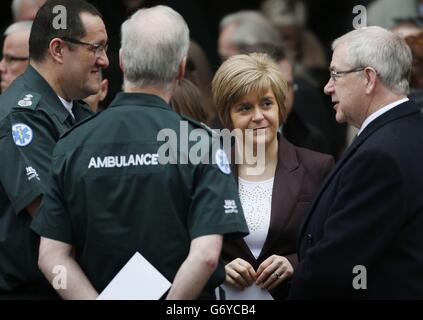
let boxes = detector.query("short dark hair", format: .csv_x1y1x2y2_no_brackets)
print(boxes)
29,0,102,62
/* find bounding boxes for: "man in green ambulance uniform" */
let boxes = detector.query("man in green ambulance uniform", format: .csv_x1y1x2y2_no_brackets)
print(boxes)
32,5,249,300
0,0,109,298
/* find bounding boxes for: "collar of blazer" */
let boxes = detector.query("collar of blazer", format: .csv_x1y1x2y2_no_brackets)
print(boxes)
228,134,302,262
298,100,421,241
228,132,299,177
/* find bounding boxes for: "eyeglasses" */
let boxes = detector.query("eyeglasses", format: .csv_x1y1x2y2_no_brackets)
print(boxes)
61,37,108,56
1,54,29,65
329,67,366,81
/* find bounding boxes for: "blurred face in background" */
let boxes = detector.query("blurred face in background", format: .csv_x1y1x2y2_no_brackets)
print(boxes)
0,31,30,92
14,0,46,21
277,25,300,52
218,24,239,62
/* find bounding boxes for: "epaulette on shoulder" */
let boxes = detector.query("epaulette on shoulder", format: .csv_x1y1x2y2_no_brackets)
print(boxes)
12,92,42,111
179,114,220,138
59,112,100,140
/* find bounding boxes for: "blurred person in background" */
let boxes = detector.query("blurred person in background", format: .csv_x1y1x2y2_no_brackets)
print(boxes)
0,21,32,93
261,0,348,158
261,0,326,70
367,0,418,29
11,0,46,22
406,32,423,109
170,78,208,123
393,21,423,109
218,10,281,63
83,69,108,112
184,40,216,127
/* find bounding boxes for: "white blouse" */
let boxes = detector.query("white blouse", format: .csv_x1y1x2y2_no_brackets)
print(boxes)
238,176,274,259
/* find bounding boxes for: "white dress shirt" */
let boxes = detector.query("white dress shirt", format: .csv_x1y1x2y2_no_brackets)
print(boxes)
58,96,75,120
357,98,409,136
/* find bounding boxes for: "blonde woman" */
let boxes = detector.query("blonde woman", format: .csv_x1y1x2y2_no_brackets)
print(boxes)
212,53,334,299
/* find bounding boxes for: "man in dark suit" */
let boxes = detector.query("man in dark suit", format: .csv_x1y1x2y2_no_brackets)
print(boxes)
289,26,423,299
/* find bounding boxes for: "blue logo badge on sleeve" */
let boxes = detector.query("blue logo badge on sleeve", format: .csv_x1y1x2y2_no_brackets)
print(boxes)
12,123,33,147
215,149,231,175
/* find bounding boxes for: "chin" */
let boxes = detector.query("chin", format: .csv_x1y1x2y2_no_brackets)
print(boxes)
84,86,99,97
335,112,347,124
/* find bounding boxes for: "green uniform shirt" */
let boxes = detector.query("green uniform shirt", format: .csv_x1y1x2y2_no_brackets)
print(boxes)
0,65,93,296
31,92,248,299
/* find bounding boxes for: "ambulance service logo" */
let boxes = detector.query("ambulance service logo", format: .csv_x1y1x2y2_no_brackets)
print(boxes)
12,123,33,147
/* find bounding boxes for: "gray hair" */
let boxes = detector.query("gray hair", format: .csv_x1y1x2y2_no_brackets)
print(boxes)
219,10,281,49
333,26,412,95
4,20,33,36
121,5,190,89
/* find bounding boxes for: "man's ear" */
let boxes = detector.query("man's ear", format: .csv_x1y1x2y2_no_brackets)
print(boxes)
364,67,378,94
49,38,65,64
176,57,187,81
98,79,109,102
119,48,124,72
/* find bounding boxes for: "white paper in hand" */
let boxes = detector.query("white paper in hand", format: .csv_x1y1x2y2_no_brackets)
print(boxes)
97,252,171,300
220,283,274,300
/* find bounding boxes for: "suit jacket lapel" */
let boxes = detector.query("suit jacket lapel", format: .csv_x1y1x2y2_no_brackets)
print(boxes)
259,136,301,260
298,101,420,240
229,135,301,262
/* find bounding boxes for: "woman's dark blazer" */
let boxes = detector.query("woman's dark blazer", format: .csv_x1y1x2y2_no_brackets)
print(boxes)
222,135,334,299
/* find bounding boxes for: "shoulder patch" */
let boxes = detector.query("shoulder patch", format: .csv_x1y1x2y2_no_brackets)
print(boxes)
13,92,41,111
12,123,33,147
59,111,100,140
